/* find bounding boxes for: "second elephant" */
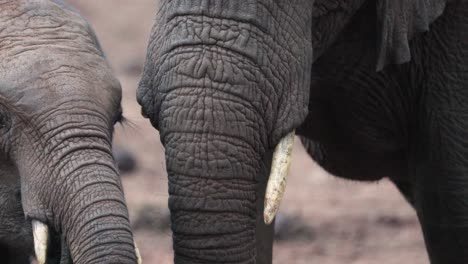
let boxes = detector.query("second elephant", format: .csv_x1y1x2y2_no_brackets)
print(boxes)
138,0,468,263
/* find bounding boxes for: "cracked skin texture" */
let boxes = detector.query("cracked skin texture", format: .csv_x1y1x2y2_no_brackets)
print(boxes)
0,1,137,263
138,0,468,263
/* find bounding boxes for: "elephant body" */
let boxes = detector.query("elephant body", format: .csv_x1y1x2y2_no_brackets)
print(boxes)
300,2,468,262
0,1,138,263
139,0,468,263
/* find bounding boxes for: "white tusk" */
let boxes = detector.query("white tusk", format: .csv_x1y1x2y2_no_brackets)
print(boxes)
32,220,49,264
264,131,295,225
135,242,143,264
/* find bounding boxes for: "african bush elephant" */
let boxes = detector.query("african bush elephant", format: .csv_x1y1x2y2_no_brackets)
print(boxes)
138,0,468,263
0,1,140,263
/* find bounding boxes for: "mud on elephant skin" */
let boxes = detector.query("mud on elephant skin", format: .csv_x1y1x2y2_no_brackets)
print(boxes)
0,1,141,263
139,0,468,263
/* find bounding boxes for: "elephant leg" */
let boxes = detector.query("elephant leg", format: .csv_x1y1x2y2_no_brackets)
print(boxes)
409,91,468,263
409,79,468,263
408,2,468,263
411,163,468,264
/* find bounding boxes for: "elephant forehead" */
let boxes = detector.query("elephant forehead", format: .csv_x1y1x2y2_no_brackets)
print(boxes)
0,0,103,58
0,50,121,116
0,1,121,115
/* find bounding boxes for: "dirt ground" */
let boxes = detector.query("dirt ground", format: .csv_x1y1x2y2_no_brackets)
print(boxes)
64,1,429,263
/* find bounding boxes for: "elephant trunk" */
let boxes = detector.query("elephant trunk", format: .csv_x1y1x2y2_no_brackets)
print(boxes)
154,47,274,260
17,123,137,264
154,20,275,260
57,155,135,264
163,128,270,263
163,115,294,263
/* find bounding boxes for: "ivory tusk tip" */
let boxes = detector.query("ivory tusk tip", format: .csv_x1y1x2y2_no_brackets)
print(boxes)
264,208,276,225
263,131,295,225
135,242,143,264
32,220,49,264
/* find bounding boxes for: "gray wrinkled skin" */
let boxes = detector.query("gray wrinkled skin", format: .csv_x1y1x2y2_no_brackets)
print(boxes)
139,0,468,263
0,1,137,263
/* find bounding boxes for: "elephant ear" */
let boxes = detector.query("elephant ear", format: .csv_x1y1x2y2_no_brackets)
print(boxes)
376,0,448,71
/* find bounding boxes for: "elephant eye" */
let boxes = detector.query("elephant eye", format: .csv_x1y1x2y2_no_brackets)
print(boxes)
0,97,12,133
0,111,10,132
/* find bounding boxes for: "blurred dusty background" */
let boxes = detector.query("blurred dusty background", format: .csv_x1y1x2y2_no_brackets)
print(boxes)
64,1,428,263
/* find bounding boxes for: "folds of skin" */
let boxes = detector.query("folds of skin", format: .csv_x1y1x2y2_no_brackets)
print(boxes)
409,3,468,263
15,104,138,264
0,1,138,263
138,0,313,263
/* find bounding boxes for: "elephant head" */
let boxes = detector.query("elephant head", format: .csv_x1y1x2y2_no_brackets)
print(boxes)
0,1,140,263
138,0,448,263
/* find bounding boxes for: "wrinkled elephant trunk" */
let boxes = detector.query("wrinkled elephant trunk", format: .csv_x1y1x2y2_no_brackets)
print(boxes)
163,130,273,263
59,159,135,264
156,68,274,262
17,126,138,264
